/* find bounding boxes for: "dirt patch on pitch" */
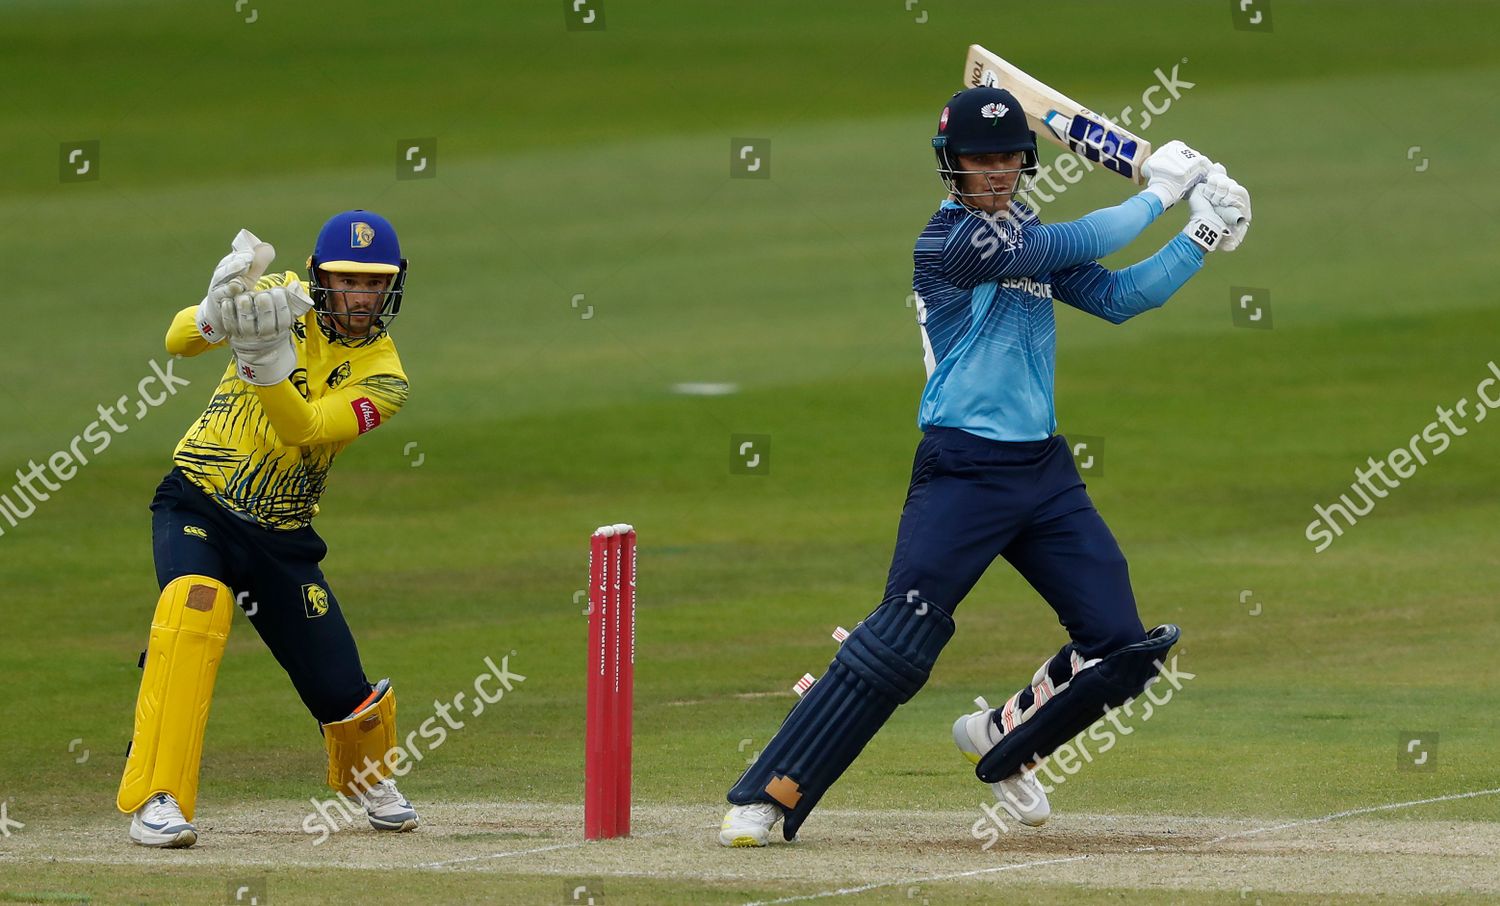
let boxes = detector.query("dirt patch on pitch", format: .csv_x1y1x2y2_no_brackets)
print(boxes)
5,801,1497,900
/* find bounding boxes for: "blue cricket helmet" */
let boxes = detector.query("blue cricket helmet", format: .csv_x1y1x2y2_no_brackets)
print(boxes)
306,209,408,345
932,86,1038,198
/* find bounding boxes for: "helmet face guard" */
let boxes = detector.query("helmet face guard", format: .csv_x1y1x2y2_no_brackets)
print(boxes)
934,146,1037,211
306,259,407,346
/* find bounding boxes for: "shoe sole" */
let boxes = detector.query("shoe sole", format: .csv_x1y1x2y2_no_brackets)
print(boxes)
719,833,768,847
131,827,198,848
369,816,420,832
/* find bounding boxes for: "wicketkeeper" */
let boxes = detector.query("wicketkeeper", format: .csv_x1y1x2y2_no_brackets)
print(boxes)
720,86,1250,845
118,210,419,847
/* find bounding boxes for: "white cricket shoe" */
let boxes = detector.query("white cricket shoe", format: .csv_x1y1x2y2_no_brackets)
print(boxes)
953,697,1051,827
351,778,420,832
129,792,198,848
718,801,784,847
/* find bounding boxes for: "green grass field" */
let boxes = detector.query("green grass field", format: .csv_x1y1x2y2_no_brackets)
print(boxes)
3,1,1499,903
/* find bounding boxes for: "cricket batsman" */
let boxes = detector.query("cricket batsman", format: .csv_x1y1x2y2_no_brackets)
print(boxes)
719,86,1251,846
118,210,419,847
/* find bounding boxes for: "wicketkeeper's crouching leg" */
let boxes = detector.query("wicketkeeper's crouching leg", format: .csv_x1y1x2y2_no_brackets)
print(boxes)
974,624,1180,784
727,593,954,841
320,678,420,831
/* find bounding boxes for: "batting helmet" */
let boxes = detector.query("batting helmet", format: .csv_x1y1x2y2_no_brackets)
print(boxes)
932,86,1038,202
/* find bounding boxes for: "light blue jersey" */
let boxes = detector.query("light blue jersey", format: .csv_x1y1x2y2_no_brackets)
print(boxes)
910,193,1204,441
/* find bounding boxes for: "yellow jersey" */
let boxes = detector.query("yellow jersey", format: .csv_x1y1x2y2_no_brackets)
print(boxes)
165,270,409,530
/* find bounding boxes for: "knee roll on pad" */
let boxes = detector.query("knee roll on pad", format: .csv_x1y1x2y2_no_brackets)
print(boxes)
322,678,398,796
117,575,235,820
728,595,955,839
976,624,1180,783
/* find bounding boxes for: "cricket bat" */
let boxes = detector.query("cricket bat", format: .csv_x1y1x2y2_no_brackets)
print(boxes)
963,45,1151,185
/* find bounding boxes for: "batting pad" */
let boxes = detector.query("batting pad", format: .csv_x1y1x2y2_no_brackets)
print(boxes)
116,575,234,820
728,595,954,840
976,624,1180,783
322,678,397,796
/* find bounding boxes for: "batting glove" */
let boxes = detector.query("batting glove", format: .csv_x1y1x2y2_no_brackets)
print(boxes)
1183,183,1230,253
1202,165,1251,252
1141,140,1213,210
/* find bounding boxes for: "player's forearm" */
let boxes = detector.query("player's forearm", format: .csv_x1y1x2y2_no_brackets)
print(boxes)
165,306,213,357
253,380,363,447
1098,233,1204,322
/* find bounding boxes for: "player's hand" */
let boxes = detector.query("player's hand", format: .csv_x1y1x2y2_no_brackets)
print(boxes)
1141,140,1213,210
1183,183,1230,253
196,229,275,344
228,288,305,386
1202,165,1251,251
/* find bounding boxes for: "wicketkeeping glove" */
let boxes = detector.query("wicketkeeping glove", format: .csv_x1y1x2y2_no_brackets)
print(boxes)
195,229,276,344
229,283,315,386
1141,140,1213,210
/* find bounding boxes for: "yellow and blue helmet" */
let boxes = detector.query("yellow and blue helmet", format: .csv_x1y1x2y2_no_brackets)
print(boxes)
306,209,408,345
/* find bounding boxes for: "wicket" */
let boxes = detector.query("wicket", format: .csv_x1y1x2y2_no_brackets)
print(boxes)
585,523,636,839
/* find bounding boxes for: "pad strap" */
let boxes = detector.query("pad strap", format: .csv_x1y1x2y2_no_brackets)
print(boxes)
976,625,1181,783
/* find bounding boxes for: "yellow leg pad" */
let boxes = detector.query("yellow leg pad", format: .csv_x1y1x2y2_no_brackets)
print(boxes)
116,575,234,821
322,680,398,796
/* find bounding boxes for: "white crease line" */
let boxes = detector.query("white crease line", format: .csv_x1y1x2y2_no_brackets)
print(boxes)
1195,786,1500,848
741,786,1500,906
741,855,1094,906
419,828,681,869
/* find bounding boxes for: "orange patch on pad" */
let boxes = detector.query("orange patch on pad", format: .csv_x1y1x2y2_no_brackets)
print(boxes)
765,775,802,809
185,585,218,612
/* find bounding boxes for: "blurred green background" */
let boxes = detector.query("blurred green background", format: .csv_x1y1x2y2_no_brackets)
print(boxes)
1,0,1498,901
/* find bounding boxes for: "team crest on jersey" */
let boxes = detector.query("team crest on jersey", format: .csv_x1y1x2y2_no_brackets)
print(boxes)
303,583,330,619
327,361,352,389
351,221,375,249
980,102,1009,121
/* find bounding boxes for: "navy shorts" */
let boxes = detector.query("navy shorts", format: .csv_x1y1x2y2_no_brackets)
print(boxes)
149,468,371,723
882,428,1145,657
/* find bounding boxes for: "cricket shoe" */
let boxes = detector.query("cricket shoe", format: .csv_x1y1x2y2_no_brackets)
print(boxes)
351,778,420,832
718,801,784,847
953,697,1051,827
129,792,198,848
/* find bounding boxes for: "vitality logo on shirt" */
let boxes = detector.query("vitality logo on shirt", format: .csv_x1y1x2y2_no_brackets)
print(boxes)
303,583,330,619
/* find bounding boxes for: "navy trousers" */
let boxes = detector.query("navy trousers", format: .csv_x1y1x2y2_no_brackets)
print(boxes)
882,428,1145,657
149,468,371,724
